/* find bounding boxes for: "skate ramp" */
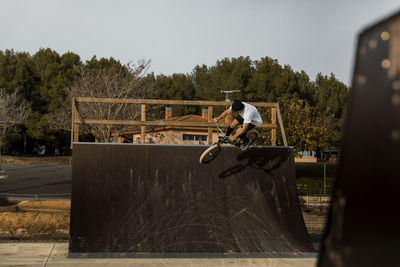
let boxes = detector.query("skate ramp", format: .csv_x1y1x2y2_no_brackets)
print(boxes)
69,143,313,255
318,10,400,267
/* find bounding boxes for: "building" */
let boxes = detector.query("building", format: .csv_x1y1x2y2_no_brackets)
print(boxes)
117,107,231,145
295,150,318,163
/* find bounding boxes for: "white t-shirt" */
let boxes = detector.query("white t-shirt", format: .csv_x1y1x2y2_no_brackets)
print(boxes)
230,102,263,126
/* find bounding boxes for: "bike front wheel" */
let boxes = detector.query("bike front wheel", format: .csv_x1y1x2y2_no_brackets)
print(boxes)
199,144,221,164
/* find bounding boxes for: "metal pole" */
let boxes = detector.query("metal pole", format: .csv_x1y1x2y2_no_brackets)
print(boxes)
221,90,241,102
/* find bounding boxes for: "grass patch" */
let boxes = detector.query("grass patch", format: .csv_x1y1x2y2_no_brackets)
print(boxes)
2,155,71,165
295,162,338,195
0,200,70,240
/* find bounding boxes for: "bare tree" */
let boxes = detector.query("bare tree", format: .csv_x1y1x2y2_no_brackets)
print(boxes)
0,89,31,172
46,60,158,143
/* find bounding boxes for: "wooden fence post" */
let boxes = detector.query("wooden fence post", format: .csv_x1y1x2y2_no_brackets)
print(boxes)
208,106,213,145
71,98,80,149
70,98,75,149
141,104,146,143
271,107,277,146
276,104,288,146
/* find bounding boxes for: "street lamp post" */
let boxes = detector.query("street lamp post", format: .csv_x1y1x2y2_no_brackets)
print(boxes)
221,90,241,102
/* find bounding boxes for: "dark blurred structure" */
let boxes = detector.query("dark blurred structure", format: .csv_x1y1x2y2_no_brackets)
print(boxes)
69,143,314,256
319,150,340,162
319,10,400,267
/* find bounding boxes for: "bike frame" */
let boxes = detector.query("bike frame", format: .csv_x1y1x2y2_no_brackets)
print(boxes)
199,123,247,164
215,123,242,147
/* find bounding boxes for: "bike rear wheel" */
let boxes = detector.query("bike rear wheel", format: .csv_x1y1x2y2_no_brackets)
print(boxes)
199,144,221,164
246,129,258,145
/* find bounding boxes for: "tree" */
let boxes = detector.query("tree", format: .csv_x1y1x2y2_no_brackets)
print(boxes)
0,50,37,99
22,49,82,153
191,64,221,101
245,57,283,102
213,57,254,96
0,48,350,152
280,99,336,154
313,73,349,118
246,57,315,103
156,73,197,116
191,57,254,102
46,60,158,143
313,73,349,146
0,89,31,165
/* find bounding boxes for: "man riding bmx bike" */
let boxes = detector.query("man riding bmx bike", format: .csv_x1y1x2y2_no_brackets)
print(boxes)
213,99,263,150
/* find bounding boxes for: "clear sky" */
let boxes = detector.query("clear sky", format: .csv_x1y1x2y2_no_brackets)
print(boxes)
1,0,400,85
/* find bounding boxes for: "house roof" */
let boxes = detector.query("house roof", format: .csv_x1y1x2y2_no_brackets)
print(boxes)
120,114,215,135
167,114,208,123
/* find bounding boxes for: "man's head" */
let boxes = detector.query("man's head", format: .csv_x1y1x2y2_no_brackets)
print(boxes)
231,100,244,114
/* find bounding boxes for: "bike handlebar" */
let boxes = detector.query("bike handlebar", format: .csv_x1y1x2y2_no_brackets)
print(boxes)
215,122,225,135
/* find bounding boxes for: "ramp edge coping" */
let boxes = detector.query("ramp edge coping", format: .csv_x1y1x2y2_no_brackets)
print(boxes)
72,142,294,149
68,252,318,259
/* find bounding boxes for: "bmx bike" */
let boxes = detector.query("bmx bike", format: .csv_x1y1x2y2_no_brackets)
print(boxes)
199,123,258,164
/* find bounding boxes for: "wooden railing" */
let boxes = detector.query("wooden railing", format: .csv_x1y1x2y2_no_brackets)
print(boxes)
71,97,288,147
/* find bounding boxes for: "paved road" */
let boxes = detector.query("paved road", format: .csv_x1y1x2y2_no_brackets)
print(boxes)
0,243,318,267
0,164,72,200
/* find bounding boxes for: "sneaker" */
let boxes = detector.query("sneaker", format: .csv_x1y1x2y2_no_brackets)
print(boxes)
240,139,251,151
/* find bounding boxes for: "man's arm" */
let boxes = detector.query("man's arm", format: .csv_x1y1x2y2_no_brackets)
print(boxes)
229,123,249,140
213,109,231,122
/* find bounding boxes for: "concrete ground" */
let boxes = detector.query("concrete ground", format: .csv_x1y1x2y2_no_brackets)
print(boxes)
0,242,318,267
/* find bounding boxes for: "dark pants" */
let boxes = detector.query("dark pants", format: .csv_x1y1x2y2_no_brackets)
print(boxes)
226,115,256,141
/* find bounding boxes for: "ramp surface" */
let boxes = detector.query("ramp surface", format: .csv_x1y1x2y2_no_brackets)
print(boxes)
70,143,313,254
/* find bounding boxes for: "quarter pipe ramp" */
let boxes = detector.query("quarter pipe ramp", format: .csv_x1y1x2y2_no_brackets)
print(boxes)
69,143,313,255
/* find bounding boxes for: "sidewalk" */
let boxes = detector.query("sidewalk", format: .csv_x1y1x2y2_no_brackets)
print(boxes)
0,242,318,267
